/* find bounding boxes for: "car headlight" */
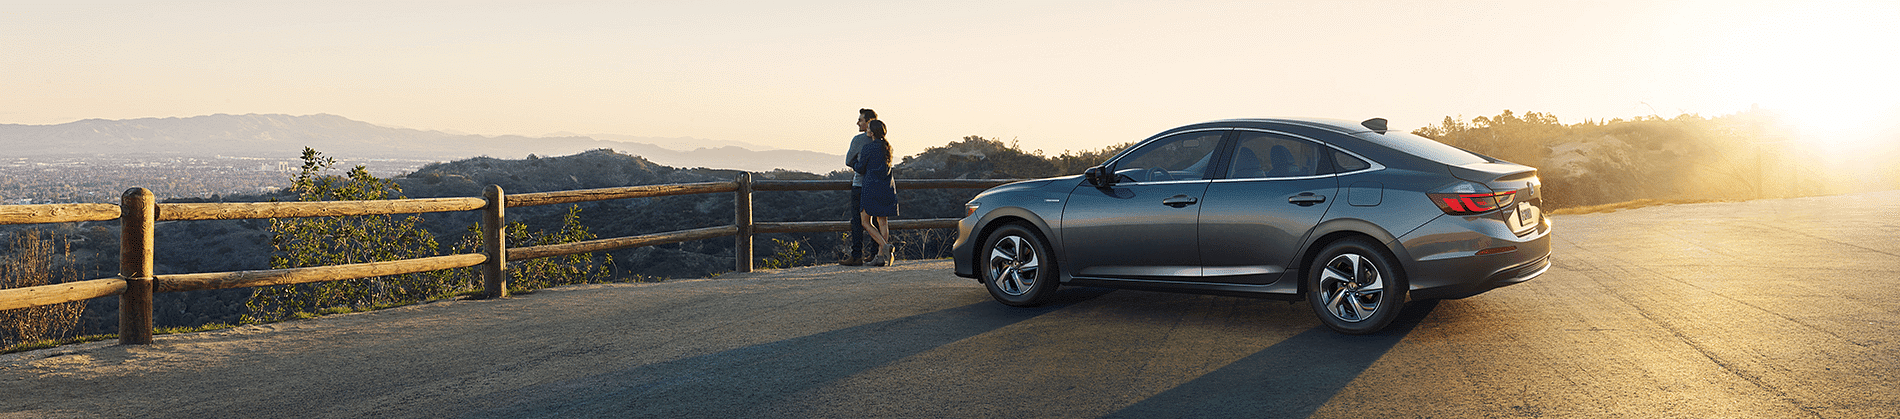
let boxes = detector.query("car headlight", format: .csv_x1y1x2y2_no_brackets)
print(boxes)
964,202,980,218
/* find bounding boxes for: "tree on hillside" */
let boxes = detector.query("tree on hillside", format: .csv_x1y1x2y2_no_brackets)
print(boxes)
1049,141,1135,175
898,136,1134,179
245,148,454,323
1414,110,1818,208
1414,110,1569,168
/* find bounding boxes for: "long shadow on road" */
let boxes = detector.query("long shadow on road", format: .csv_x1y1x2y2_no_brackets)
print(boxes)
1107,300,1440,418
462,287,1120,418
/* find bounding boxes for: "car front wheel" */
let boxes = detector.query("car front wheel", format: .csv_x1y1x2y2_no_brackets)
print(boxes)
1307,238,1407,334
981,224,1059,307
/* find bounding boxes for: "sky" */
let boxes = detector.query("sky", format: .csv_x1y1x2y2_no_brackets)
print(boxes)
5,0,1898,159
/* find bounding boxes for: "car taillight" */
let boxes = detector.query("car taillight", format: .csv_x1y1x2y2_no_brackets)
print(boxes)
1429,191,1516,215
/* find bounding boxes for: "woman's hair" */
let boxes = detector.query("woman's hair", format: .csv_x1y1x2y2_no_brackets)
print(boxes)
867,120,892,166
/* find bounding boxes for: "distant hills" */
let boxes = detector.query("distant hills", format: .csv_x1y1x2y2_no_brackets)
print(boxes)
0,114,845,174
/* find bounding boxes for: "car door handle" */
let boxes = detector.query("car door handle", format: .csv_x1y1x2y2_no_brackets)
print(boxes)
1162,195,1199,208
1288,192,1326,206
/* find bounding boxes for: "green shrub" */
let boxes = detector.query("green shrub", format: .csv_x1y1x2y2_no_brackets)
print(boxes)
760,238,808,269
245,148,454,323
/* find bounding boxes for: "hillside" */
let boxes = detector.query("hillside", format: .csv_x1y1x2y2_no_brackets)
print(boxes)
1414,109,1900,207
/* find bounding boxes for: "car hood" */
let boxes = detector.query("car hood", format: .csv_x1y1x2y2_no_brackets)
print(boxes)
971,175,1080,198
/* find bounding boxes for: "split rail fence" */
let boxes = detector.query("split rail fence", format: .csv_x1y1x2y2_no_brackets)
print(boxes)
0,175,1017,345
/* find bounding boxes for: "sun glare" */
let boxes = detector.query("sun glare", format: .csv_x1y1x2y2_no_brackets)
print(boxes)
1698,1,1900,156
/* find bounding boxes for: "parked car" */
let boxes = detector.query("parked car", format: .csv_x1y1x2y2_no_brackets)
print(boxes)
951,118,1552,334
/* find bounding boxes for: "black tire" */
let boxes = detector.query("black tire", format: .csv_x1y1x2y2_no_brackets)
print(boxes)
980,224,1060,307
1306,238,1407,334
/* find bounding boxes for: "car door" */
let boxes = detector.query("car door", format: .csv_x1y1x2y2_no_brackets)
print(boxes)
1061,130,1228,280
1196,130,1339,284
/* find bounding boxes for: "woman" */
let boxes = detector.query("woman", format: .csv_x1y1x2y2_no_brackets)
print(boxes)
850,119,899,266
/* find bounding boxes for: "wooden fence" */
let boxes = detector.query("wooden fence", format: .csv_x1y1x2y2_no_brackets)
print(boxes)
0,175,1018,345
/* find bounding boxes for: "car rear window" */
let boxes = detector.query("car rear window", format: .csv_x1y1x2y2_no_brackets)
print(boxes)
1358,132,1491,166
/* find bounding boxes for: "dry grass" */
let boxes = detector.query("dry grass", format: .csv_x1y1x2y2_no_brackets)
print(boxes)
0,229,85,348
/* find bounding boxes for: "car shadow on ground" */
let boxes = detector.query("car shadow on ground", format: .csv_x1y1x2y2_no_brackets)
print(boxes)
453,287,1436,418
458,287,1121,418
1106,299,1441,418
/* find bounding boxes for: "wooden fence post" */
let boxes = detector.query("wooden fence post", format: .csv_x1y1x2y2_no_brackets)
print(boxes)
735,173,753,273
483,185,508,299
119,188,155,345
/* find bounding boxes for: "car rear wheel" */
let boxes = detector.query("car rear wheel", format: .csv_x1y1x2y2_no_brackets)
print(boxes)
1307,238,1406,334
982,224,1059,307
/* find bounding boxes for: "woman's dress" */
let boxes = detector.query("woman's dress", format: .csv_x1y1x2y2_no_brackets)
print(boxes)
851,139,899,217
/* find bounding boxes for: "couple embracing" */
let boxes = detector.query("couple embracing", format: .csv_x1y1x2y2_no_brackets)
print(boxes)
842,108,898,267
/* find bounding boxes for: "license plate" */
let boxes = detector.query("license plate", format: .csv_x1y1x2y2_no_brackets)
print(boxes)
1509,201,1540,233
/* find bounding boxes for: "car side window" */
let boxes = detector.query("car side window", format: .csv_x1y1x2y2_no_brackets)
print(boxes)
1111,131,1224,182
1332,151,1371,173
1225,133,1322,179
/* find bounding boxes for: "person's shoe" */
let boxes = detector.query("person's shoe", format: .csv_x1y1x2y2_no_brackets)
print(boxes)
870,244,894,266
839,256,864,266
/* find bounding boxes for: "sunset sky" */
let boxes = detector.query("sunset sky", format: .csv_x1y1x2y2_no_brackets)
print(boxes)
5,0,1896,158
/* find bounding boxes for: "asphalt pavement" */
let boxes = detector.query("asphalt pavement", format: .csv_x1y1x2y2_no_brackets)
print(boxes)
4,190,1897,418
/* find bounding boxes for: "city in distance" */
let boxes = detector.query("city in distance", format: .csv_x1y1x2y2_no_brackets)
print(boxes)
0,114,845,203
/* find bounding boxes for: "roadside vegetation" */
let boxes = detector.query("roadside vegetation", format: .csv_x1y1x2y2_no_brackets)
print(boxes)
247,148,624,325
0,230,87,352
1412,109,1868,208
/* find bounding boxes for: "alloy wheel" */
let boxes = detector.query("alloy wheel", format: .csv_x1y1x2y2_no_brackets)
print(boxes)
986,235,1042,296
1319,253,1385,322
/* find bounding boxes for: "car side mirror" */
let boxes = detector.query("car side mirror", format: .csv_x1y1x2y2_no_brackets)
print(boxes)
1084,165,1114,188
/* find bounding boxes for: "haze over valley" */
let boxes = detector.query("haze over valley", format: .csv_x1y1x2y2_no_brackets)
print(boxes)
0,114,844,203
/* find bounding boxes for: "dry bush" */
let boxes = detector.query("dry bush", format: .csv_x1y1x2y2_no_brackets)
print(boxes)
892,228,956,261
0,229,86,347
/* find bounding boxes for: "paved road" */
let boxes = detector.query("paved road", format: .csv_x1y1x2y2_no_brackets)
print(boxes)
5,191,1898,418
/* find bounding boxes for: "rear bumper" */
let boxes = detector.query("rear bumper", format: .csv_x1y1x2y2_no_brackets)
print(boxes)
1411,253,1550,300
1398,213,1553,300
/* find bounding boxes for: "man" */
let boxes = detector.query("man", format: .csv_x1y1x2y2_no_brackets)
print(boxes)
840,108,877,266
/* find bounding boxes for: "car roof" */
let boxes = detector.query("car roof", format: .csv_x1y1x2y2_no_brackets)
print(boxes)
1186,117,1495,168
1114,117,1387,164
1201,118,1377,135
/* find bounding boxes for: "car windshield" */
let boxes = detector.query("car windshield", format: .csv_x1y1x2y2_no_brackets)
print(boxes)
1359,132,1491,166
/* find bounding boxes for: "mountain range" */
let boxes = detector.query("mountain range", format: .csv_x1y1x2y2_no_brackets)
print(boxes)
0,114,845,174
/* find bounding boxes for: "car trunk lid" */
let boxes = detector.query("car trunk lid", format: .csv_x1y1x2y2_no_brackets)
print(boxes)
1450,163,1544,236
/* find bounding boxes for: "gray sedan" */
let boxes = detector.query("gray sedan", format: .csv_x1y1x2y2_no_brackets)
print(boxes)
952,118,1552,334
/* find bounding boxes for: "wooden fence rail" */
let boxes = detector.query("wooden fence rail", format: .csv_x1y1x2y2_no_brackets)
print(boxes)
0,203,121,225
0,176,1022,345
507,225,738,261
156,254,491,293
506,181,739,208
0,278,127,312
160,198,490,221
